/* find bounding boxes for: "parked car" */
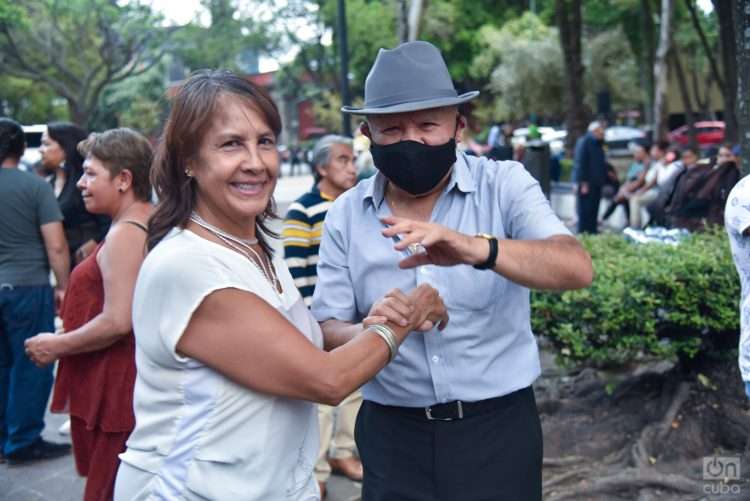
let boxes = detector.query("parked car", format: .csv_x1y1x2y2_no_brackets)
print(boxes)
605,125,646,156
668,121,725,147
20,124,45,173
512,127,567,155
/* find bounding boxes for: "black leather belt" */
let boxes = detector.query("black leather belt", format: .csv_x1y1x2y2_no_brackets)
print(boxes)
376,387,529,421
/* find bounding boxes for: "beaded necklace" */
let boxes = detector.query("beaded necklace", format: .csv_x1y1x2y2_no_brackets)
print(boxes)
190,212,280,292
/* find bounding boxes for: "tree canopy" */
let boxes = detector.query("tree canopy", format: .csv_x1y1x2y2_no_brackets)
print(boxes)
0,0,172,127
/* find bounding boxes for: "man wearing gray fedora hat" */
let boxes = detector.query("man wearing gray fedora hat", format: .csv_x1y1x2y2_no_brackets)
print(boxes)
311,41,593,500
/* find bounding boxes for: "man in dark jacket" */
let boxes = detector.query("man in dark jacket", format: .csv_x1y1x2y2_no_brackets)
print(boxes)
574,121,607,233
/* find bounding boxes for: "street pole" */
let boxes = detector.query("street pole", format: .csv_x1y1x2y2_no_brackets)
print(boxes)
337,0,352,136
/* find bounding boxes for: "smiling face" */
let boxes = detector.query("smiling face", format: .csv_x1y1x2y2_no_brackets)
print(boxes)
190,93,280,237
363,106,462,146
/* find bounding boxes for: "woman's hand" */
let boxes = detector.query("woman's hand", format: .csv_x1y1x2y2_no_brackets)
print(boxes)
24,333,63,367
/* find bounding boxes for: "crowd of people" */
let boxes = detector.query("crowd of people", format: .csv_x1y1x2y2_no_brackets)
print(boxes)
0,38,746,501
573,121,741,234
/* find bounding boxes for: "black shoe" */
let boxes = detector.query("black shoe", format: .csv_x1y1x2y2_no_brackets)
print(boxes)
6,438,71,465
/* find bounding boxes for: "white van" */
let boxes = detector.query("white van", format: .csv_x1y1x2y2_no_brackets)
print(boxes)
20,124,46,173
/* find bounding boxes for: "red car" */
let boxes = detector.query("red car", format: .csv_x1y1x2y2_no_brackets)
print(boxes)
668,121,725,147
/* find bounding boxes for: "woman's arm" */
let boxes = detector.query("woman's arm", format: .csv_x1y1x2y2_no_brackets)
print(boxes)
25,223,147,365
177,284,446,406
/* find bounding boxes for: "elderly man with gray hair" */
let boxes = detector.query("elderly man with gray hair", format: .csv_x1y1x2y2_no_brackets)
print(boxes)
281,134,361,497
574,120,608,233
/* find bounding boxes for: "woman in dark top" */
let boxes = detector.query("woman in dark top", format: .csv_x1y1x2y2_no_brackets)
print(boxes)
40,122,110,266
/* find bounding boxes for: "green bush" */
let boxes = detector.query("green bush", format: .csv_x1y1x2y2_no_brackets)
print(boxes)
531,228,740,368
559,158,573,182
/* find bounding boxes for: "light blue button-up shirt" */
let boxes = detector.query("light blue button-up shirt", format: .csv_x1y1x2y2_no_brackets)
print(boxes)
311,152,571,407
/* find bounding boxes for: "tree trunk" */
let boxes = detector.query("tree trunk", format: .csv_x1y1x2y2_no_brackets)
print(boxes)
715,0,740,144
556,0,587,154
68,100,89,128
735,0,750,175
653,0,674,142
407,0,425,42
670,49,698,149
640,0,656,125
397,0,409,43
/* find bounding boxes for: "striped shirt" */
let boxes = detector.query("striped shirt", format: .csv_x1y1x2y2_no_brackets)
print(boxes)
282,186,334,305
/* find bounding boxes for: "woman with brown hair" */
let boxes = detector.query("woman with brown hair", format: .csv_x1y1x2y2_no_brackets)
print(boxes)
113,70,447,500
25,128,153,501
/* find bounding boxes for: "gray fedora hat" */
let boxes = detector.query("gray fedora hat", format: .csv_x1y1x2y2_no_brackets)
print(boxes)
341,41,479,115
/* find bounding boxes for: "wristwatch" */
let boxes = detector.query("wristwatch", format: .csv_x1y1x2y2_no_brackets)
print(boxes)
473,233,499,270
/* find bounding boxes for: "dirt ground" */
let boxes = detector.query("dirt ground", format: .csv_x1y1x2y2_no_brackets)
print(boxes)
534,340,750,500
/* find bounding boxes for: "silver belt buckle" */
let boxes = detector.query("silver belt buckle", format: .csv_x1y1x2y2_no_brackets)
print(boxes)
425,401,464,421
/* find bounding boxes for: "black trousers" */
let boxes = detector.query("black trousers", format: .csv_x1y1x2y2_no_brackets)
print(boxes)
354,387,543,501
577,186,602,234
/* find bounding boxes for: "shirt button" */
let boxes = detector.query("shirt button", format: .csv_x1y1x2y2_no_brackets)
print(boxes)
432,355,440,363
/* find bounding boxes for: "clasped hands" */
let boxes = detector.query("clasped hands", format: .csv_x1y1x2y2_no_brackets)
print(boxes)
364,284,449,333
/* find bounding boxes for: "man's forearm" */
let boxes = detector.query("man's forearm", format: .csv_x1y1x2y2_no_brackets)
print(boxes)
48,248,70,290
463,235,593,291
320,319,364,351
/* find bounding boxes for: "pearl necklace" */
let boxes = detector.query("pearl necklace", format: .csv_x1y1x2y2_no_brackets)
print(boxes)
189,212,280,292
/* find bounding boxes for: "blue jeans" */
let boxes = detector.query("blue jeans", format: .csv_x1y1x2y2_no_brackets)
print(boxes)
0,284,55,455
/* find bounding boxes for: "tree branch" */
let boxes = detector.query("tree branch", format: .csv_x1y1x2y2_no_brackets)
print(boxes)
684,0,724,89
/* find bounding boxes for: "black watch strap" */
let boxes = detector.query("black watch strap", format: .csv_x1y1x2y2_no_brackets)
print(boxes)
473,234,498,270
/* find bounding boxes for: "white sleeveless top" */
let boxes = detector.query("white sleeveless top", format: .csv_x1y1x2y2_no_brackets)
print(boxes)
118,228,322,500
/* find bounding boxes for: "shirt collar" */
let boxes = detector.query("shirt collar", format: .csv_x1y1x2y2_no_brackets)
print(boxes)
310,183,335,201
363,150,476,210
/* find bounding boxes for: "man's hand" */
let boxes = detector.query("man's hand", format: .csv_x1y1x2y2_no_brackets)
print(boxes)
25,333,62,367
579,182,590,195
363,285,449,333
381,216,486,269
54,286,65,314
364,288,435,331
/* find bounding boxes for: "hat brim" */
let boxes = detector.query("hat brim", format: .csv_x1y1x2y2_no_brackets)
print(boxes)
341,91,479,115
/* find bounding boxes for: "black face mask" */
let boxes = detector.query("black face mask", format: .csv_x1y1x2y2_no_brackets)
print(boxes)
370,138,457,196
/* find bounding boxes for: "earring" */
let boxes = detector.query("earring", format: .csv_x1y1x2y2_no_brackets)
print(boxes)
185,168,192,177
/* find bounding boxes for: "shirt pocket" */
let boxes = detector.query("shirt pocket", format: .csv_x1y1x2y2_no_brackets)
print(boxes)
440,265,501,311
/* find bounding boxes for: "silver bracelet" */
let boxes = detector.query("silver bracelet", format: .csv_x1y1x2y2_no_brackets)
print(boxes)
367,324,399,362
